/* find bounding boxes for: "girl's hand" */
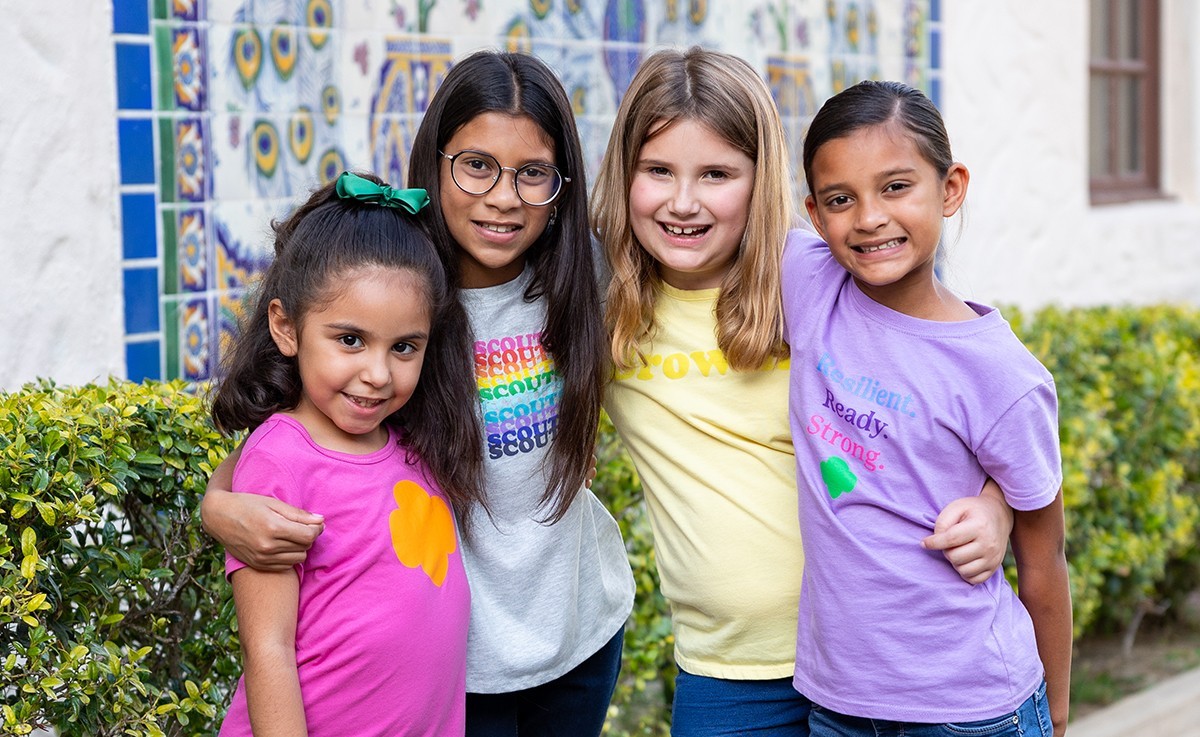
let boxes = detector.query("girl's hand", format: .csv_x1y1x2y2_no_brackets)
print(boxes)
201,489,324,571
921,478,1013,584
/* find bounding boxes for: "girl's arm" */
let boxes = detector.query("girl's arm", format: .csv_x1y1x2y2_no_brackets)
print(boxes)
1011,490,1071,737
231,566,307,736
201,444,325,570
922,478,1014,584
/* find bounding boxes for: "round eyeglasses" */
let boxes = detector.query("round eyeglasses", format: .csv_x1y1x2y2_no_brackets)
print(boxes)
440,149,569,207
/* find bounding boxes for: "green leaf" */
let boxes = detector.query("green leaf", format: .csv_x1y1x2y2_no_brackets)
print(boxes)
132,451,163,466
25,593,47,612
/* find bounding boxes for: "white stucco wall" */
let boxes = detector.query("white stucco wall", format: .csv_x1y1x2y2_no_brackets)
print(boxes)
0,4,123,391
1,4,1196,391
942,1,1200,308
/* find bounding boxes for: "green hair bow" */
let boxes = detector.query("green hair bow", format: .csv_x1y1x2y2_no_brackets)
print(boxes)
334,171,429,213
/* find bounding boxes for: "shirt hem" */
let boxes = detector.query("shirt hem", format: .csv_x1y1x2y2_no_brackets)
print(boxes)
465,599,633,694
792,672,1041,722
676,654,796,681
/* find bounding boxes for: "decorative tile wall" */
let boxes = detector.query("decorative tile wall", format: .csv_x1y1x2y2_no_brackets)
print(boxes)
113,0,942,382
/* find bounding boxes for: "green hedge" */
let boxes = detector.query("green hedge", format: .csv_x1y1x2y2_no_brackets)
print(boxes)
2,305,1199,735
1010,305,1200,634
0,381,236,736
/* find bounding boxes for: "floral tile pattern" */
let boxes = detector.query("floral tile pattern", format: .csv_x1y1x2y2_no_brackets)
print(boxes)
113,0,940,382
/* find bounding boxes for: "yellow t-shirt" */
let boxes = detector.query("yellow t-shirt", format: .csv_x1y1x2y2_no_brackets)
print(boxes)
604,282,803,680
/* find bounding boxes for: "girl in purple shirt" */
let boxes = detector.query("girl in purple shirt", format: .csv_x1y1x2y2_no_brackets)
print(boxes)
784,80,1071,736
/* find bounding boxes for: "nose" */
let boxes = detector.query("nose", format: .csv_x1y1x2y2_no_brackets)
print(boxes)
667,179,701,216
483,167,522,210
854,195,888,232
358,350,392,388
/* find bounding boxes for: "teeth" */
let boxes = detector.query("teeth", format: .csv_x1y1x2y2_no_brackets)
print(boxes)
664,224,706,236
480,223,517,233
348,395,384,408
860,239,901,253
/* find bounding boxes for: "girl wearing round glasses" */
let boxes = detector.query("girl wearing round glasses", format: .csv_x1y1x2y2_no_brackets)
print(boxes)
440,149,569,207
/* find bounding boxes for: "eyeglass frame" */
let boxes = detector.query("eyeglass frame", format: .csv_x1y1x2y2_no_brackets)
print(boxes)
438,149,570,207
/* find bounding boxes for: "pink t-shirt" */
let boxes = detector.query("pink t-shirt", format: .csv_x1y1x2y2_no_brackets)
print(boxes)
218,415,470,737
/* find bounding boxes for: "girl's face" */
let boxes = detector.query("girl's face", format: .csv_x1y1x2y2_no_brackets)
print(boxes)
269,266,431,454
439,112,558,289
628,118,755,290
804,123,968,305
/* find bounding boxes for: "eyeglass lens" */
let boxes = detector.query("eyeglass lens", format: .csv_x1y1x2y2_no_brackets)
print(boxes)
449,151,562,205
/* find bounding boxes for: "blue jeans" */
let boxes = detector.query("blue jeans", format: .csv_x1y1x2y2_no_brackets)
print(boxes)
465,625,624,737
671,669,812,736
807,680,1052,737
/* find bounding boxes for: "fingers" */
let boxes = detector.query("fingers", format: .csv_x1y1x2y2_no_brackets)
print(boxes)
922,501,980,551
217,495,323,571
264,497,325,528
925,496,1010,584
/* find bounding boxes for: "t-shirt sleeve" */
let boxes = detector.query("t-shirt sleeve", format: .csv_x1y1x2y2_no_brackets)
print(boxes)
225,444,304,579
974,380,1063,511
782,227,835,339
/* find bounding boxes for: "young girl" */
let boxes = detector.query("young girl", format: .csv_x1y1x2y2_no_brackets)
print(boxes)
211,171,483,735
785,80,1071,736
202,51,635,737
591,48,1016,736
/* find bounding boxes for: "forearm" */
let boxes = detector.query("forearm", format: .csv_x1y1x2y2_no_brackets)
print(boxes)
200,443,242,539
1018,557,1072,736
1013,495,1072,737
978,478,1014,538
244,645,307,737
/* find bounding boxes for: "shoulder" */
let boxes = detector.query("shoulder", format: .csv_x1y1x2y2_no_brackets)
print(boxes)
782,227,834,285
234,416,312,495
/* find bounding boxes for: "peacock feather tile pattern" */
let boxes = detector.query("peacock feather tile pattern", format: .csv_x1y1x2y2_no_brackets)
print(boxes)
113,0,942,382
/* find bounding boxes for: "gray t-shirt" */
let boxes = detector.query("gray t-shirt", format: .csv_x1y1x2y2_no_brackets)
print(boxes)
459,266,635,693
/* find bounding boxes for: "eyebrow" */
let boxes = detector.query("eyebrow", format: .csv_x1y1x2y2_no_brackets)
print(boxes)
637,156,747,170
814,167,918,197
455,148,556,167
324,322,429,342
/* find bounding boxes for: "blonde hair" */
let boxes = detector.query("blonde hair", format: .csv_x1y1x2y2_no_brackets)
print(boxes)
591,46,794,371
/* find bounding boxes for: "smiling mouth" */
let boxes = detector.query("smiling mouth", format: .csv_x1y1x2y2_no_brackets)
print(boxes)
478,222,519,234
345,394,386,409
662,223,710,237
854,238,904,254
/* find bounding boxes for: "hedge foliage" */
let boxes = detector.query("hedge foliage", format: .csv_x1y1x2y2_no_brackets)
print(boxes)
2,305,1199,735
0,380,237,736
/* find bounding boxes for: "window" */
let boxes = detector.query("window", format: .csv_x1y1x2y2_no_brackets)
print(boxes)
1089,0,1161,203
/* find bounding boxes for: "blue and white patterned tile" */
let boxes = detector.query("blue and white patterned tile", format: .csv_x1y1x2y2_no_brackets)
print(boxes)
209,112,255,200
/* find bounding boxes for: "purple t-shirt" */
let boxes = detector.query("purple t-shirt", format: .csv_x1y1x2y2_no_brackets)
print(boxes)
218,415,470,737
781,229,1061,722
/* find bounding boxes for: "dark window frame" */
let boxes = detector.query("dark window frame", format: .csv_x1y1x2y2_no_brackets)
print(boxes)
1089,0,1162,204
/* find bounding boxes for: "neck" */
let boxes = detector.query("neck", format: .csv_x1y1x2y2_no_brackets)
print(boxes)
854,275,978,322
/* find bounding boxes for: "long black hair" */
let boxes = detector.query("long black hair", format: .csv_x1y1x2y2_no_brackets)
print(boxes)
408,50,606,524
211,172,486,520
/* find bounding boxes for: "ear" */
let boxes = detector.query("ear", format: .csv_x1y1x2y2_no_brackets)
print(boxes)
942,162,969,218
268,299,299,357
804,195,828,241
